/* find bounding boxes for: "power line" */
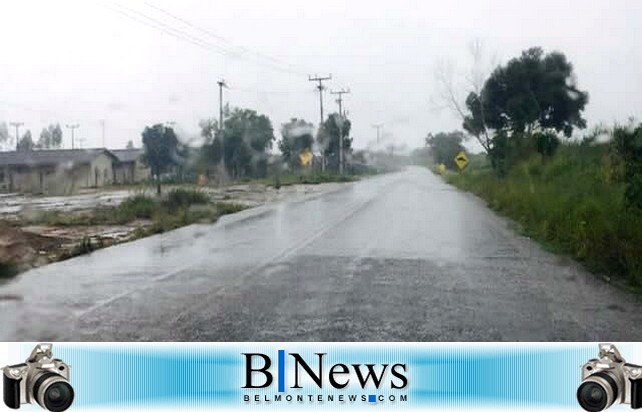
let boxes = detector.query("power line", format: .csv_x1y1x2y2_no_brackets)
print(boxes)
103,2,234,56
104,2,306,76
142,2,307,76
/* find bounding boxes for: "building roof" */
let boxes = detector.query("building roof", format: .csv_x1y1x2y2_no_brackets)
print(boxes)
110,148,144,163
0,148,117,167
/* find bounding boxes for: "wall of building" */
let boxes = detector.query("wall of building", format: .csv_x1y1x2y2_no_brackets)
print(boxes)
88,154,114,187
113,159,150,184
114,162,135,184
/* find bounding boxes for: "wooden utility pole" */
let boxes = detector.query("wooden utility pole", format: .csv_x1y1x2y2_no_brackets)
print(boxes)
331,88,350,174
308,74,332,125
66,124,79,149
217,79,227,183
372,124,384,144
10,122,23,151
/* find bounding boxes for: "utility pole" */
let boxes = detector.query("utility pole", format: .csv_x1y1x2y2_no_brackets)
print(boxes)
217,79,227,183
308,74,332,125
66,124,79,149
308,74,331,172
10,122,24,151
372,124,384,144
100,119,106,148
331,88,350,174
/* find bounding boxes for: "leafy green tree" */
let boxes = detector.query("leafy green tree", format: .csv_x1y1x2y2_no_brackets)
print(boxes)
38,128,52,149
17,130,34,152
200,108,275,178
0,122,8,150
535,131,560,158
50,124,63,148
317,113,352,172
141,124,179,195
37,124,63,149
278,118,314,169
425,131,466,170
463,47,588,173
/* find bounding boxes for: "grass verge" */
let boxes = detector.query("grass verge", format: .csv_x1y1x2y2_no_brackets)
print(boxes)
446,144,642,289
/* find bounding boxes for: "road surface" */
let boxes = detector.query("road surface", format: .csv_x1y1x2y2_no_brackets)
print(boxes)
1,167,641,341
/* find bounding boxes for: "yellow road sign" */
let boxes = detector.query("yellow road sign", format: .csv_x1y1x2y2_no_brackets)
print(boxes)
454,151,469,171
299,149,313,167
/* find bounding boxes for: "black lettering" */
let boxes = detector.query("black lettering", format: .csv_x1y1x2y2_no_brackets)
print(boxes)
391,364,408,389
243,353,272,388
290,353,325,388
352,363,388,388
329,363,350,388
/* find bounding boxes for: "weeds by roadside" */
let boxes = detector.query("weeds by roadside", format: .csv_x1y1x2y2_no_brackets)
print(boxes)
446,143,642,289
0,260,18,279
23,188,247,265
264,172,357,188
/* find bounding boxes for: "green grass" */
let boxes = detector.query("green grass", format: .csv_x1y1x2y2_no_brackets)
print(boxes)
0,260,19,279
28,188,247,244
265,172,357,188
161,188,209,210
446,144,642,288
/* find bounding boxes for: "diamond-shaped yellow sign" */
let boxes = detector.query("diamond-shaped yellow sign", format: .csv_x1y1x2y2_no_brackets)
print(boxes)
454,151,469,171
299,149,313,167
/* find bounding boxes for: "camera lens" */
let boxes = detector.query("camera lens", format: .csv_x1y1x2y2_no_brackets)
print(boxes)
33,373,74,412
43,382,73,412
577,373,619,412
578,382,608,411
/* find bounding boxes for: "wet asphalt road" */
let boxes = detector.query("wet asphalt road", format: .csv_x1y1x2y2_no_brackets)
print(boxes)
1,166,642,341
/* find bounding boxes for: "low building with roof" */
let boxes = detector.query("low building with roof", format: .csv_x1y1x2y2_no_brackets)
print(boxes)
111,148,150,184
0,148,149,195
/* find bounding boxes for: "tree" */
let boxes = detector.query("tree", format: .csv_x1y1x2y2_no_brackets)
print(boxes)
50,124,63,148
278,118,314,169
126,140,134,149
17,130,34,152
317,113,352,172
141,124,179,195
463,47,589,173
0,122,9,150
425,131,466,170
465,47,588,137
37,124,63,149
38,127,52,149
200,108,275,179
433,39,495,152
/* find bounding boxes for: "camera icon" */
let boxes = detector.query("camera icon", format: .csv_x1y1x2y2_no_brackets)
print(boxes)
578,344,642,411
2,344,74,412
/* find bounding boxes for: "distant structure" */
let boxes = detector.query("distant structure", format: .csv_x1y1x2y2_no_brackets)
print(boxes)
0,148,150,195
111,148,150,184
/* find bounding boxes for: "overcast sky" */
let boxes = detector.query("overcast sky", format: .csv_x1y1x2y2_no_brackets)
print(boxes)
1,0,641,152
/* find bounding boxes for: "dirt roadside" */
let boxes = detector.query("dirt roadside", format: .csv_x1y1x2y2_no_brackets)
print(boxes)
0,182,346,275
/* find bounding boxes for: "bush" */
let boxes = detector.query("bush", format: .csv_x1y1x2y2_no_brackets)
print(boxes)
447,140,642,288
118,195,157,219
0,260,18,279
162,189,209,210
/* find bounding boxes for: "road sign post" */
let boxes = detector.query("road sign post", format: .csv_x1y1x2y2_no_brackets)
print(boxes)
454,151,469,172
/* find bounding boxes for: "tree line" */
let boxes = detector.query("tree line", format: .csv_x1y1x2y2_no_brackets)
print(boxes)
0,123,64,151
427,46,590,175
141,108,353,194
